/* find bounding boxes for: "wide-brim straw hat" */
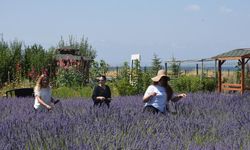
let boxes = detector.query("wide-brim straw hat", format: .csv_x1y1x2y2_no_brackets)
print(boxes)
151,69,170,82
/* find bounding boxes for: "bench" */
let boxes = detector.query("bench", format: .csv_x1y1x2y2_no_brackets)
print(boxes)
6,88,34,98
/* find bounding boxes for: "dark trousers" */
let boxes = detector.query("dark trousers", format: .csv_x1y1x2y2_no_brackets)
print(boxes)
143,105,159,114
93,99,111,108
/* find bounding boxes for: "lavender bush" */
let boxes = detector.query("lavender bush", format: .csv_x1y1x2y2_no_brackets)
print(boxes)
0,92,250,150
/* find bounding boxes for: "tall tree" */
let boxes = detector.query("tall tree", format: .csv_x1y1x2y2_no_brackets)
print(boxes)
151,53,162,76
0,37,11,84
58,35,97,60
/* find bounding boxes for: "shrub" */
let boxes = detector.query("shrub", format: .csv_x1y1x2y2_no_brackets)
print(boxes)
55,68,84,87
171,76,216,93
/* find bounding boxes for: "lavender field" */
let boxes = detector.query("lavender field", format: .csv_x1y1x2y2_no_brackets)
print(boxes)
0,92,250,150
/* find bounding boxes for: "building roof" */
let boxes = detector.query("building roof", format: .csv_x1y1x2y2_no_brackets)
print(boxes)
212,48,250,59
55,54,82,60
55,54,91,61
57,46,79,51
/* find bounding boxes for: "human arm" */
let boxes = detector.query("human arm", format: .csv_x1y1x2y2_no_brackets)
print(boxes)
170,93,187,102
143,92,157,103
105,85,112,101
143,86,157,103
36,96,52,110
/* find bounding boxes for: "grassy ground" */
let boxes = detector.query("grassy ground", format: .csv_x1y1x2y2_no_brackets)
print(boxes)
0,80,120,99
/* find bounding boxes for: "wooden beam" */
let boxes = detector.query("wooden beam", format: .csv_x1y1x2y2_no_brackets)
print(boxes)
238,59,242,65
241,58,245,94
245,58,250,65
243,54,250,59
219,60,226,65
222,83,241,87
218,60,222,92
222,87,241,91
217,57,242,60
222,83,242,92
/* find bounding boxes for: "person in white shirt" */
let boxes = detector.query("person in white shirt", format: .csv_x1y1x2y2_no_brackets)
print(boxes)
33,74,59,111
143,69,186,114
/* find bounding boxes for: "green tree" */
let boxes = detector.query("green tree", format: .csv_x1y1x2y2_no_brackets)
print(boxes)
131,60,143,94
58,35,96,60
170,56,180,77
115,62,134,95
99,59,109,75
151,54,162,76
24,44,54,79
0,37,11,84
9,40,22,83
89,59,110,85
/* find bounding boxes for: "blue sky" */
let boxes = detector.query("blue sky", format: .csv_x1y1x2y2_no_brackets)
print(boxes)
1,0,250,66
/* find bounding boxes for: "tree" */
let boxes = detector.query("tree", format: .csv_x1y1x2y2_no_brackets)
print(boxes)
170,56,180,77
99,60,109,75
151,54,162,76
115,62,134,95
0,37,11,84
58,35,96,60
89,59,110,85
131,59,143,94
24,44,53,80
9,40,23,83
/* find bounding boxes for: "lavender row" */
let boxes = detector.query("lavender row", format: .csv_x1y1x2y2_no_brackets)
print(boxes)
0,92,250,150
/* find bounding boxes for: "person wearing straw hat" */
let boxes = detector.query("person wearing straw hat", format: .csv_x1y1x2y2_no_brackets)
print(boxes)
143,69,186,114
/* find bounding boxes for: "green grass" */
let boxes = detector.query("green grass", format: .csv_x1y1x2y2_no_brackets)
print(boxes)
52,86,93,99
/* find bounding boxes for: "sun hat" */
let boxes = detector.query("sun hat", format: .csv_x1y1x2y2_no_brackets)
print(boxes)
151,69,170,82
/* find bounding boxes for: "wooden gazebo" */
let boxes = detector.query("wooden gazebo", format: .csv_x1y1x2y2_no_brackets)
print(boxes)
212,48,250,94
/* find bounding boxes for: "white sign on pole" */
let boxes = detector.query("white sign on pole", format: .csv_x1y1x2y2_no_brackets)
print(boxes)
131,54,141,61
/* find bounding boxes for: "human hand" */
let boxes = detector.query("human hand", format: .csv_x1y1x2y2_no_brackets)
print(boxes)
151,92,157,97
178,93,187,98
97,96,105,101
46,104,52,110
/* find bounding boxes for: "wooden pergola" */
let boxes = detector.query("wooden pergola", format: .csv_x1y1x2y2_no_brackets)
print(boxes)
212,48,250,94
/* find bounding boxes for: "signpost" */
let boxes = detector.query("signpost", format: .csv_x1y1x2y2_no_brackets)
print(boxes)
130,54,141,83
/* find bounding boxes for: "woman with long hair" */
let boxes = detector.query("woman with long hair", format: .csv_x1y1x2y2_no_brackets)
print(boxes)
143,69,186,114
33,74,59,111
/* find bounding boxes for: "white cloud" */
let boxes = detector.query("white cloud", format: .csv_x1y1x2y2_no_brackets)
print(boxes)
185,4,201,12
220,6,233,14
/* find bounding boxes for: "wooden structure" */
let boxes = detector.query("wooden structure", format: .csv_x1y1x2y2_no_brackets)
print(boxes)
55,46,92,82
212,48,250,94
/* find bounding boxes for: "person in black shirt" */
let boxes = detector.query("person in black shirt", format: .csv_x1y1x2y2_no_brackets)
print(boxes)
92,75,111,108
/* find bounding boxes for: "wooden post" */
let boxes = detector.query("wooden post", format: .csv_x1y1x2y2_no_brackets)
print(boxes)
144,66,147,72
165,63,168,74
196,64,199,76
201,59,204,78
218,60,222,93
116,66,119,77
214,60,217,83
241,58,245,94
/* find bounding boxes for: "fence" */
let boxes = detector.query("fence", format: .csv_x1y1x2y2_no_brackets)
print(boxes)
165,58,250,84
108,58,250,83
